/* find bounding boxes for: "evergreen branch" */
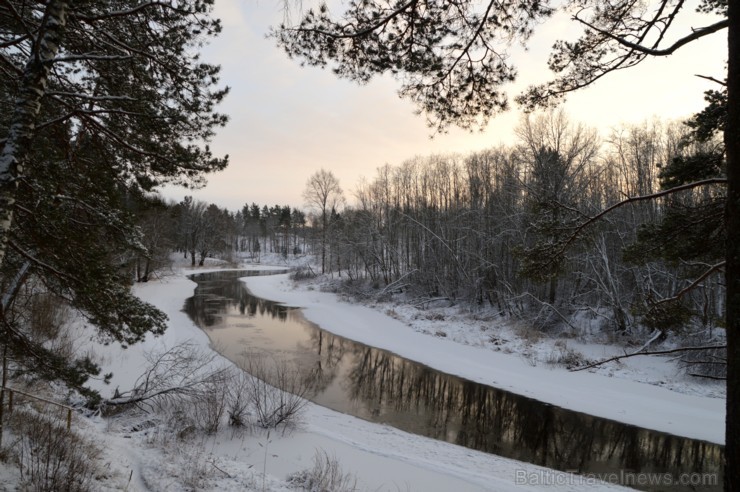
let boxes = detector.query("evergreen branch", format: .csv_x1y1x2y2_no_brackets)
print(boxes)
53,53,134,63
36,107,154,132
7,240,77,282
0,317,45,364
571,345,727,372
47,91,137,102
49,95,173,163
446,0,499,82
34,111,78,131
1,261,31,311
0,0,37,38
573,14,728,57
288,0,418,40
0,52,24,76
694,74,727,86
73,2,195,22
642,0,682,50
0,33,30,48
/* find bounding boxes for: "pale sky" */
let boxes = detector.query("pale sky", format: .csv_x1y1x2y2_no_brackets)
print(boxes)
161,0,727,212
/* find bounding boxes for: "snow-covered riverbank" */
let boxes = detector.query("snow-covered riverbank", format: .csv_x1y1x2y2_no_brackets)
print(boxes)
85,265,635,491
241,272,725,445
4,261,721,491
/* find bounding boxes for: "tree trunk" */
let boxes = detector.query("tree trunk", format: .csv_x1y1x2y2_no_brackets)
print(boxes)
547,275,558,306
725,1,739,489
0,1,68,267
142,258,151,282
321,211,327,274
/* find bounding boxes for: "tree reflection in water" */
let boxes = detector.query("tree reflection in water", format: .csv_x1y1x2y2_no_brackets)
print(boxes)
185,270,723,491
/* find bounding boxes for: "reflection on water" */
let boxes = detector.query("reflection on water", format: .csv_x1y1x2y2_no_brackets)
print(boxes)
185,270,724,491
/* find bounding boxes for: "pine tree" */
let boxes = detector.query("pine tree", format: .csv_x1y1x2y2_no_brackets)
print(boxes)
0,1,228,397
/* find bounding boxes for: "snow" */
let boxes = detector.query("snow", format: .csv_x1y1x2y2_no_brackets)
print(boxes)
1,255,722,490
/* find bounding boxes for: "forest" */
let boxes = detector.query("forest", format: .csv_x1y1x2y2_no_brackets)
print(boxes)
0,0,733,489
138,109,725,380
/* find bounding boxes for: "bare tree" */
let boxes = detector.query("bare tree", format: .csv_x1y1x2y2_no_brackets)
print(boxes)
304,169,345,274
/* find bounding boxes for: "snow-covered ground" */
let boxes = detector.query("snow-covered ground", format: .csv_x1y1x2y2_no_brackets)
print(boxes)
1,255,724,490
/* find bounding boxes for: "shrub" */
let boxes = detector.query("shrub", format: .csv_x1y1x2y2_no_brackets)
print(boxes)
225,369,252,428
9,409,98,492
545,342,589,370
291,266,317,281
190,379,229,434
240,356,315,429
287,449,357,492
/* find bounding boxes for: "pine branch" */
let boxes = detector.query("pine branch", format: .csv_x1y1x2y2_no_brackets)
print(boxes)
288,0,418,40
0,0,37,38
8,239,77,282
0,261,31,311
73,2,194,23
53,53,133,63
573,14,728,57
695,74,727,86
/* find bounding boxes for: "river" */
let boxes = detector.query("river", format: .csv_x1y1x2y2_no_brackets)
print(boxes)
184,269,724,491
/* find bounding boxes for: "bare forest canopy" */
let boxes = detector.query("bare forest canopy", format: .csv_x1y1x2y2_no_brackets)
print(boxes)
148,112,725,375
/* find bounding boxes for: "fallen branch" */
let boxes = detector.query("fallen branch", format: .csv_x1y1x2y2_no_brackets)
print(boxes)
633,329,664,353
208,459,232,478
688,373,726,381
570,345,727,372
412,297,451,308
379,269,417,296
519,292,579,333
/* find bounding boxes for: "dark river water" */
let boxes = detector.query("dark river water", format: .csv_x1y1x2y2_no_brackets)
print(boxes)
184,270,724,491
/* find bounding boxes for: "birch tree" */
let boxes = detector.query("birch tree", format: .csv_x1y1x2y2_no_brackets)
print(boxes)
304,169,344,273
